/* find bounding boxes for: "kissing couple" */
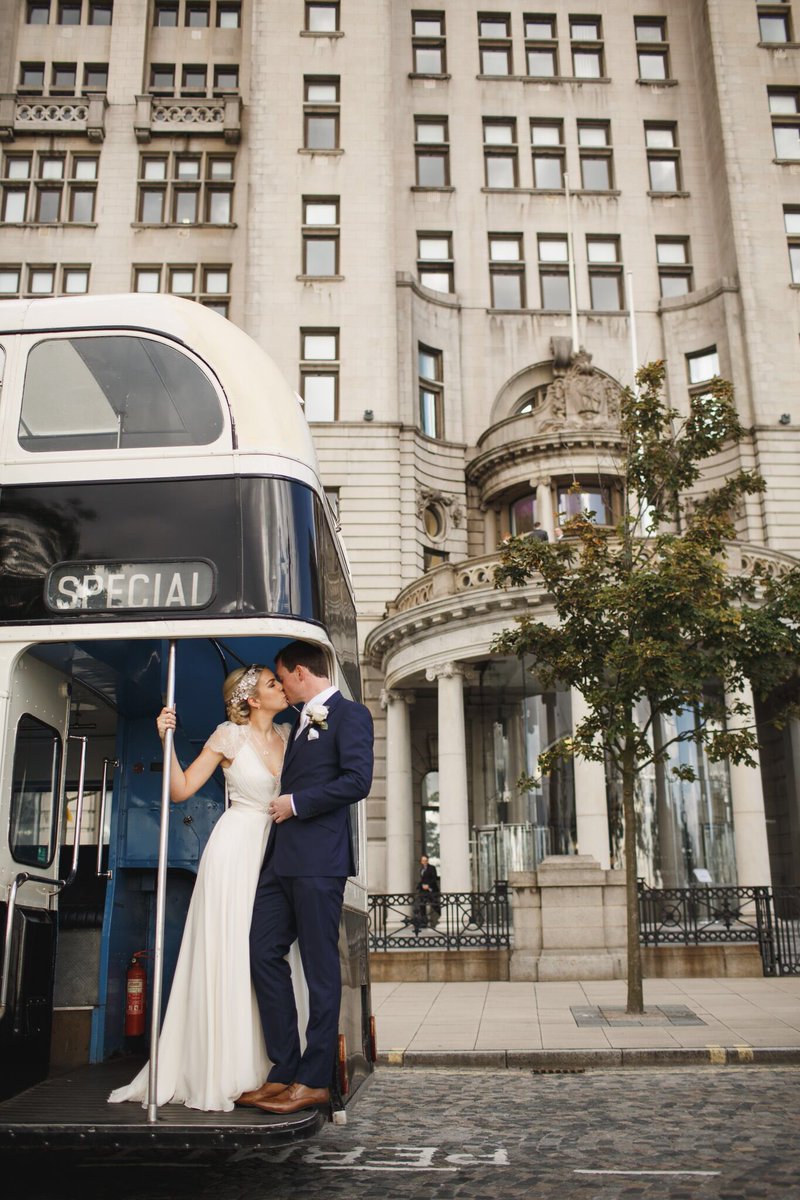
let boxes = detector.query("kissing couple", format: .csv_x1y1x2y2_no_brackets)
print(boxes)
109,639,374,1113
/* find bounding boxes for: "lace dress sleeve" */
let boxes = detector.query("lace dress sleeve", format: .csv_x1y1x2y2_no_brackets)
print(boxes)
204,721,248,761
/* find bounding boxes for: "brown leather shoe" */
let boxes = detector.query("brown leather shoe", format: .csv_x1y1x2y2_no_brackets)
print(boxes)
235,1081,291,1107
254,1083,330,1114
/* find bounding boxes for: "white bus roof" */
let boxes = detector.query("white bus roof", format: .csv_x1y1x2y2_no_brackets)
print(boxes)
0,293,319,469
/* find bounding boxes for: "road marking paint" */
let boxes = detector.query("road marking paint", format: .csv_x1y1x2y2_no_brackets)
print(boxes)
736,1045,754,1062
321,1166,458,1172
708,1045,726,1064
575,1170,721,1177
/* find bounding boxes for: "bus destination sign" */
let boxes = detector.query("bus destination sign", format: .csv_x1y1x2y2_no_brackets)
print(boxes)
45,560,215,613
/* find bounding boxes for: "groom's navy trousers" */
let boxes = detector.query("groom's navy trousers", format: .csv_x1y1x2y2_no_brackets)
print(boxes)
250,691,373,1089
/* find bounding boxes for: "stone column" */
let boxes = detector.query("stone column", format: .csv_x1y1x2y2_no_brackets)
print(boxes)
725,680,772,887
381,689,415,893
482,502,500,553
426,662,473,891
533,477,556,542
570,686,611,869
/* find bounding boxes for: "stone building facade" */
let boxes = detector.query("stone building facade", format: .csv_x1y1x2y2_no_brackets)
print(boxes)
1,0,799,895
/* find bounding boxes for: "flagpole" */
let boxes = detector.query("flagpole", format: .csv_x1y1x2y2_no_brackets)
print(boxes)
564,172,579,352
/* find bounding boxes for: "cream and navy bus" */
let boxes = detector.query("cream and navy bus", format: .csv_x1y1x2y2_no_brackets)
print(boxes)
0,294,374,1155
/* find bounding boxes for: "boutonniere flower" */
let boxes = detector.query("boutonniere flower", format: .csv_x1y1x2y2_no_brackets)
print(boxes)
306,703,329,732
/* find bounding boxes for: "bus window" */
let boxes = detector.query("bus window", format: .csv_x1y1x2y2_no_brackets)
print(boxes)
9,714,63,869
18,335,225,452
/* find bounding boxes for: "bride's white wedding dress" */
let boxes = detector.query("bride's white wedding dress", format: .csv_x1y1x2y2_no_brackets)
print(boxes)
108,720,307,1112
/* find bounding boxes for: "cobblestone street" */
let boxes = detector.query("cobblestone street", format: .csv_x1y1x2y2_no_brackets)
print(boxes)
22,1066,800,1200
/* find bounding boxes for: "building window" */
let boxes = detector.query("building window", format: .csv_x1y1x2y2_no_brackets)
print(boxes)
27,2,51,23
185,0,210,26
414,117,450,187
134,263,231,314
769,89,800,158
304,77,340,150
83,63,108,91
58,1,82,23
656,237,692,297
89,1,113,23
306,2,339,33
587,235,623,310
577,120,613,189
570,15,604,78
417,232,454,292
785,207,800,282
51,62,78,93
302,196,340,276
154,1,178,25
758,3,792,42
645,122,682,191
213,64,239,92
525,13,558,76
2,152,97,225
137,152,234,226
62,265,90,292
423,547,449,571
510,492,539,535
489,234,525,308
531,119,565,189
635,16,670,80
300,328,339,422
182,64,207,94
538,234,570,309
557,482,614,526
0,262,87,297
418,343,444,438
150,64,176,93
483,118,518,187
478,13,512,75
686,346,720,387
0,267,22,295
28,265,56,295
19,63,45,92
217,2,240,28
412,11,446,74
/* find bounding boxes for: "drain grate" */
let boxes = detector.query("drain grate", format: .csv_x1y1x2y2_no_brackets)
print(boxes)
530,1067,586,1075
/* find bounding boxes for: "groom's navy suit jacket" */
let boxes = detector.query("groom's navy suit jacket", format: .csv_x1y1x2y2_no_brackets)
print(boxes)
266,690,374,877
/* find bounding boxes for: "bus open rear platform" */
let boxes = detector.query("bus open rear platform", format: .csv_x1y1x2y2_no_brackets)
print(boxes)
0,1059,327,1157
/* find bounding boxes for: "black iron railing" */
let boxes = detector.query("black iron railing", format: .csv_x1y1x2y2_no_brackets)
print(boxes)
368,883,511,951
638,881,800,976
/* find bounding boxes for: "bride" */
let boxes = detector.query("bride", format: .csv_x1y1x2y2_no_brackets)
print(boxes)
108,664,307,1112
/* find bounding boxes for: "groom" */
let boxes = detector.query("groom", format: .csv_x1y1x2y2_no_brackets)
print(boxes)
238,639,374,1114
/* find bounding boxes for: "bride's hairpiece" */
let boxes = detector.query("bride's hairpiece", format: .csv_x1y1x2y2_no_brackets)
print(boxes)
229,665,261,707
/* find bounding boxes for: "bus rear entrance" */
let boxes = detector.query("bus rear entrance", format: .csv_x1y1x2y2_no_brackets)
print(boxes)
0,635,373,1155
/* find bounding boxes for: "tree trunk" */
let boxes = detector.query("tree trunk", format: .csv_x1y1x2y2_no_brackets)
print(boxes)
622,738,644,1013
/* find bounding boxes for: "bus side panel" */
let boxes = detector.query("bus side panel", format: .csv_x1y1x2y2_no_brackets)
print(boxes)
338,904,373,1099
0,905,56,1101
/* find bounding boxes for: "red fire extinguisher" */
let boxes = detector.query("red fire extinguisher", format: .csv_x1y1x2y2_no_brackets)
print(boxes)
124,951,148,1037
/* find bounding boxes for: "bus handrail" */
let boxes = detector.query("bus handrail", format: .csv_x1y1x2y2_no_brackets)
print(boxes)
96,756,117,880
0,734,89,1023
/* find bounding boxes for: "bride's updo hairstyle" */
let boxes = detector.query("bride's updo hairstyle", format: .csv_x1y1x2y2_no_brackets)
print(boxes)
223,665,266,725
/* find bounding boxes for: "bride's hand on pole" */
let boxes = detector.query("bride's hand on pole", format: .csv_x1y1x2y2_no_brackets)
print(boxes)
156,706,176,743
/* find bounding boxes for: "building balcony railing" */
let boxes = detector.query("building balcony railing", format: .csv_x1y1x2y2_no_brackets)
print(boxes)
0,93,107,142
134,94,242,143
368,883,511,951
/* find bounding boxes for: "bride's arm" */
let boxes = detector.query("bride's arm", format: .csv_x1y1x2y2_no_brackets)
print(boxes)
156,707,224,804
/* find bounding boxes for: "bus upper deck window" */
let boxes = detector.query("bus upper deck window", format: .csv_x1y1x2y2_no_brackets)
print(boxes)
18,335,225,452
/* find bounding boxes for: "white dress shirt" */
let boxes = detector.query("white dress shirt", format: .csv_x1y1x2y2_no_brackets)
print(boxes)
288,686,339,814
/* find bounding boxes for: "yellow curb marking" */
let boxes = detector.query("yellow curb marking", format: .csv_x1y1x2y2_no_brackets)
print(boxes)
387,1050,404,1065
735,1045,754,1062
708,1045,726,1064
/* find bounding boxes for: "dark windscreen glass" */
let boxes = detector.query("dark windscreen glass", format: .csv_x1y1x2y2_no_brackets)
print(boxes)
19,335,225,452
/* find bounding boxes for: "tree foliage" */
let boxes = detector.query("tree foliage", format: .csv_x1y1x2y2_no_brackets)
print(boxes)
492,361,800,1010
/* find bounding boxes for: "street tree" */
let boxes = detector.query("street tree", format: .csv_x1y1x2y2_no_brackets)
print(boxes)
492,361,800,1013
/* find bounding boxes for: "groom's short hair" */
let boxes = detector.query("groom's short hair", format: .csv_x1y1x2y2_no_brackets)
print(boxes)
276,640,329,679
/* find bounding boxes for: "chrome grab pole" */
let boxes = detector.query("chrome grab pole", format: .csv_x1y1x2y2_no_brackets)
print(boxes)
63,735,88,891
96,757,117,879
147,639,177,1124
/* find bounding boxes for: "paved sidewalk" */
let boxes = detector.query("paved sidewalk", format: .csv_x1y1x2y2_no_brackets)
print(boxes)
370,976,800,1069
